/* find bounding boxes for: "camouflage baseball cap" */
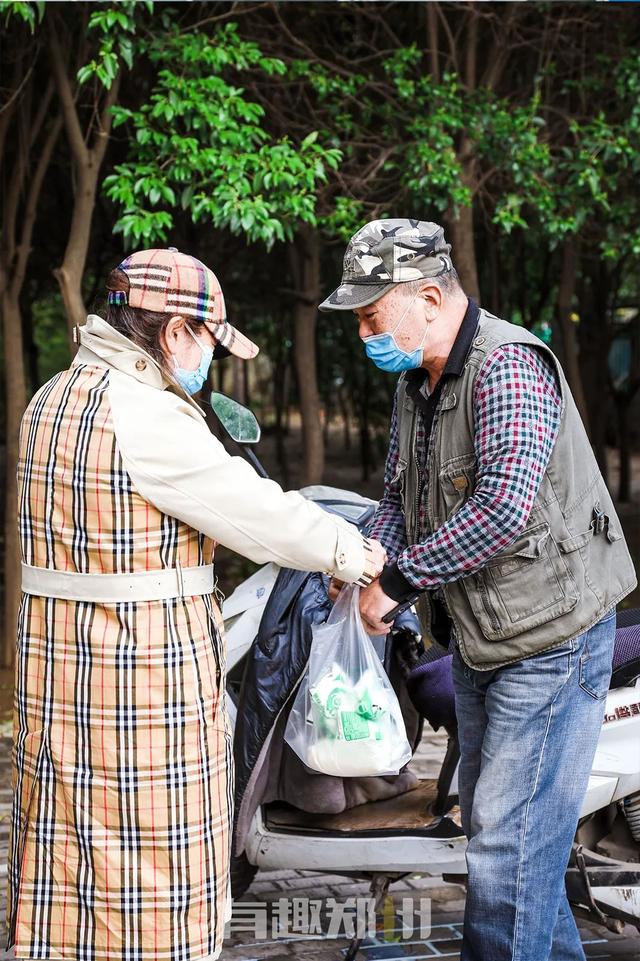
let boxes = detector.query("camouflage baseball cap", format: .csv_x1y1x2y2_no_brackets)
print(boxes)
319,219,453,312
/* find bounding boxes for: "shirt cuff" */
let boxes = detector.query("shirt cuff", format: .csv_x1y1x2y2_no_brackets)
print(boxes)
379,561,417,602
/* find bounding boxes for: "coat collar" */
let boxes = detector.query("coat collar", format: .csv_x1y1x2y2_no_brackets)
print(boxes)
73,314,206,418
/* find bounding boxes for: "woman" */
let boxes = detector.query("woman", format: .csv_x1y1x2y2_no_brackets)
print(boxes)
7,248,385,961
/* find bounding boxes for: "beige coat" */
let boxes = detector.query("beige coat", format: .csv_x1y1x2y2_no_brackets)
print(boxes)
75,313,368,581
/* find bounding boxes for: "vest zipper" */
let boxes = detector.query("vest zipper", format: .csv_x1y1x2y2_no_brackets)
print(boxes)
409,407,420,544
424,385,471,650
474,572,501,634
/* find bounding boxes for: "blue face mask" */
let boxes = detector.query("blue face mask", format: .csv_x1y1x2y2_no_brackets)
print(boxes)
363,293,428,373
173,324,214,395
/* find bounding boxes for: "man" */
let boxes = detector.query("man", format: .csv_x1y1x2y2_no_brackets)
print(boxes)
319,218,637,961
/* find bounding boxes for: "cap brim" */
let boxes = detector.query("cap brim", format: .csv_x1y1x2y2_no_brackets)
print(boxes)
318,281,397,312
205,320,259,360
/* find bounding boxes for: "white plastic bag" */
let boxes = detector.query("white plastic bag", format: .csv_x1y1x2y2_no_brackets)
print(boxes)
283,584,412,777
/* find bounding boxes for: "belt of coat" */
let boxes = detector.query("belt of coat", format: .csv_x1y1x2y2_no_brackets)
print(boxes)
21,560,216,603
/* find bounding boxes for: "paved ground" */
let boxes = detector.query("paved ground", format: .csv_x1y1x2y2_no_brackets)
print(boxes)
0,684,637,959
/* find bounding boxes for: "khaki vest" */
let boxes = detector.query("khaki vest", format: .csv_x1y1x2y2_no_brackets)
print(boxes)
396,308,637,669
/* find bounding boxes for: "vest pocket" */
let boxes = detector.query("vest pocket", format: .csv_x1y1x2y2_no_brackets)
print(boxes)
463,522,579,640
439,454,477,518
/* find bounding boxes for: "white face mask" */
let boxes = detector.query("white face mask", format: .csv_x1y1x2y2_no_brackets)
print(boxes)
173,324,214,395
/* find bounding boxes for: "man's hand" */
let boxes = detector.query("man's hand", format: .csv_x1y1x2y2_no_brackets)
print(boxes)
328,576,344,603
359,579,397,635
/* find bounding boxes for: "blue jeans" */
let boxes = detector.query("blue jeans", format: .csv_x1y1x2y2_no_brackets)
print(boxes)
451,608,616,961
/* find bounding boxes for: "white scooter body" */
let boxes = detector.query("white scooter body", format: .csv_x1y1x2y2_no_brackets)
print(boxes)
222,484,640,932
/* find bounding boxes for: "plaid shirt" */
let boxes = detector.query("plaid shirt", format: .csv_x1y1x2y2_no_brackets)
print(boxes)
371,338,562,600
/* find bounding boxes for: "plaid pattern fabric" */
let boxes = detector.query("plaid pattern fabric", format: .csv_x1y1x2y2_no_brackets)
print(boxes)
368,344,562,587
8,363,232,961
114,249,259,360
121,250,225,323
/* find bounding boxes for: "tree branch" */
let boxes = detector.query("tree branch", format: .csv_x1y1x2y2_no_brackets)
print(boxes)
29,79,55,151
465,4,478,91
426,4,440,81
11,114,63,299
0,47,27,168
435,2,460,76
184,2,270,32
48,18,88,166
92,71,121,165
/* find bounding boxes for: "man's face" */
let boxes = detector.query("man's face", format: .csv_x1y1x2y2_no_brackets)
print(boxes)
354,286,428,354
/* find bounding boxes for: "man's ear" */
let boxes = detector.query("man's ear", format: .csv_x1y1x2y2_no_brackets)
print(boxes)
420,281,442,321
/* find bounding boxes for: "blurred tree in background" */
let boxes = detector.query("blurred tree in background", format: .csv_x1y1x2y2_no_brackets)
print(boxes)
1,0,639,665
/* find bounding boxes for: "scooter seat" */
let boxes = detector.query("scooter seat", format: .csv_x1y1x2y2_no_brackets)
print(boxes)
407,609,640,724
611,608,640,689
615,607,640,629
406,652,455,733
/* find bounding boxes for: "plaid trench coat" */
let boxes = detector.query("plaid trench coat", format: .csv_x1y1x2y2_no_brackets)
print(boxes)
7,358,234,961
6,316,369,961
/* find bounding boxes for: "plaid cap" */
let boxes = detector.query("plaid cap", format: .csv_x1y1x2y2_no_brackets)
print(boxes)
318,219,453,311
109,248,259,360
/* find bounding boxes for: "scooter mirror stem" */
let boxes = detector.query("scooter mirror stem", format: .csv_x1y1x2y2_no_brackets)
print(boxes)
241,444,270,480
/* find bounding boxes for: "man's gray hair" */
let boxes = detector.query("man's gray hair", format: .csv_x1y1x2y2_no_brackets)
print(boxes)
396,269,463,299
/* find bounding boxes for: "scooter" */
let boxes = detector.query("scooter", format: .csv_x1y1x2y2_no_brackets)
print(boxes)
209,392,640,948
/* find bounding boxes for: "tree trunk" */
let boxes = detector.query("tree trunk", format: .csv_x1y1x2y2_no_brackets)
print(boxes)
1,292,28,668
426,4,440,81
448,141,480,300
273,318,290,485
556,239,590,433
615,396,631,503
0,102,61,668
288,228,324,486
21,300,39,396
48,23,121,349
231,355,243,402
338,385,351,451
577,265,611,480
488,233,501,316
358,362,372,482
54,165,101,347
274,368,289,487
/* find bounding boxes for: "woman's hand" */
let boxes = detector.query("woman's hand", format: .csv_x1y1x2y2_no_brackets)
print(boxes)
362,537,387,583
328,538,387,603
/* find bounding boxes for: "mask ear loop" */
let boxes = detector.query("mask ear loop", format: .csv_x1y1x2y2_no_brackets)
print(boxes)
416,320,430,351
173,322,206,374
392,291,430,364
184,323,205,348
185,322,217,368
389,290,419,341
